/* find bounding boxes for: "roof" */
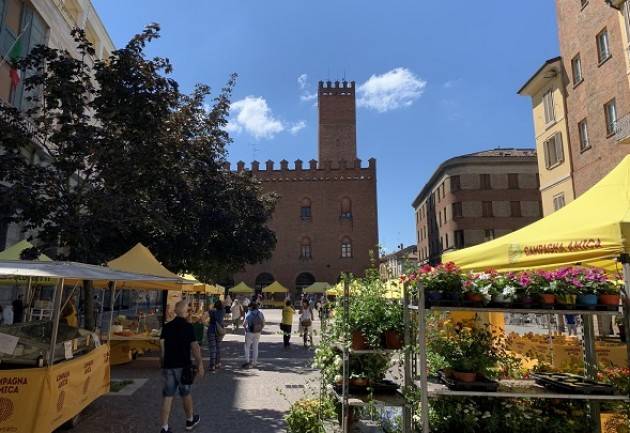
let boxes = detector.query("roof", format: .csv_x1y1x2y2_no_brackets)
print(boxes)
517,56,563,96
381,245,418,261
0,240,52,261
411,148,537,208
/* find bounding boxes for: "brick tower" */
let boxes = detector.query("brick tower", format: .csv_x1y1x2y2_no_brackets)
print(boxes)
318,80,357,164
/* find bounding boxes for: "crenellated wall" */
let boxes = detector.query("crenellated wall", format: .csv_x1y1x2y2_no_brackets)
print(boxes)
226,158,376,180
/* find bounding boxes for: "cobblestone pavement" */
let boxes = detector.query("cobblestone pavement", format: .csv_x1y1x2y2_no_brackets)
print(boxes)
70,309,322,433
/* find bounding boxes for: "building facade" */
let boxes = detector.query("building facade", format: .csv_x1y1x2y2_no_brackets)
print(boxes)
0,0,114,249
379,245,418,280
233,81,379,295
518,57,575,216
412,149,541,264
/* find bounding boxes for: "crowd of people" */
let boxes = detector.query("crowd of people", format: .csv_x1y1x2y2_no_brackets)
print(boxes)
159,293,328,433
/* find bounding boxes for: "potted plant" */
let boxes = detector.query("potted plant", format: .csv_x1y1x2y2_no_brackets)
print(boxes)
348,279,388,349
490,273,518,306
551,268,578,309
575,268,605,309
462,273,491,306
418,262,463,304
515,272,538,308
526,271,555,308
598,281,621,310
382,301,404,349
428,321,501,383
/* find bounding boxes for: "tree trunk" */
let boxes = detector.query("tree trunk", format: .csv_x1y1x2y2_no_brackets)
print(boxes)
83,280,95,331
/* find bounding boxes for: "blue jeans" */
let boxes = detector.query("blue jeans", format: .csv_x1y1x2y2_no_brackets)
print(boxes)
207,330,221,368
162,368,191,397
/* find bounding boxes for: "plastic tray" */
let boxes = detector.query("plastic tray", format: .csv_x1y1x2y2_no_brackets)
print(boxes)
531,373,616,395
333,379,400,395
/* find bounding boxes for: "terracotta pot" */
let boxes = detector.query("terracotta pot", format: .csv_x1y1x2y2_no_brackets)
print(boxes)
464,293,484,304
599,294,620,306
350,377,369,387
384,330,403,349
452,371,477,383
539,294,556,305
351,331,369,350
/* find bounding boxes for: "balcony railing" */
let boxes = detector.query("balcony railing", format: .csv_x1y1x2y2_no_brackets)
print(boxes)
614,114,630,144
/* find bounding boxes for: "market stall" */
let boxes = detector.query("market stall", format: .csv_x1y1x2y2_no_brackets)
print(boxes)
229,281,254,296
261,281,288,307
303,282,331,294
0,260,177,433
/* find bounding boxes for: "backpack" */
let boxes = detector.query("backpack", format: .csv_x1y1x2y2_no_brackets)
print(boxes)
248,310,264,333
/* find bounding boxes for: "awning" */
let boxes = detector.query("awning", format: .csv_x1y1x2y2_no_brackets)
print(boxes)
0,260,180,284
106,243,194,290
0,240,52,261
443,155,630,273
262,281,288,293
303,282,331,294
229,281,254,294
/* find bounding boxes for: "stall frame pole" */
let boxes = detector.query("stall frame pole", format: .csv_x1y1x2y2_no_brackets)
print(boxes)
48,278,65,366
402,283,412,433
107,282,118,341
621,258,630,369
581,314,601,433
417,283,430,433
25,276,33,321
341,277,350,433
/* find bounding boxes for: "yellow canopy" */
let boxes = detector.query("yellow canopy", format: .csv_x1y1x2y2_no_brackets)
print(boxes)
303,282,331,294
262,281,288,293
106,243,194,290
0,240,51,261
443,155,630,273
229,281,254,294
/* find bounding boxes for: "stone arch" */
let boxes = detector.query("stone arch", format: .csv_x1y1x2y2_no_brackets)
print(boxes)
255,272,275,292
295,272,315,295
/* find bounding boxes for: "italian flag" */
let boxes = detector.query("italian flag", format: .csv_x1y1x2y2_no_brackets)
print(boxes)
8,38,21,89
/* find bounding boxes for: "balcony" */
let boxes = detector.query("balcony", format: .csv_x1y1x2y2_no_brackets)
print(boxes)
614,114,630,144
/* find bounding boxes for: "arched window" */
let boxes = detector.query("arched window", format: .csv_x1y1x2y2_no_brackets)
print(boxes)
300,198,312,220
300,237,312,259
340,197,352,219
341,237,352,258
295,272,316,294
255,272,274,292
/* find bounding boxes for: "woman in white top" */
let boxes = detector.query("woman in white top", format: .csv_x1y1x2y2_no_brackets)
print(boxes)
299,300,313,348
231,299,243,330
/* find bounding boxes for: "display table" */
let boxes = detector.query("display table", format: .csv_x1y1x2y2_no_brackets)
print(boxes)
102,333,160,365
0,344,109,433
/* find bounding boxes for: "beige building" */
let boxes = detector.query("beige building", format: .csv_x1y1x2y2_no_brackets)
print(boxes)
412,149,542,264
379,245,418,280
0,0,114,248
518,57,575,216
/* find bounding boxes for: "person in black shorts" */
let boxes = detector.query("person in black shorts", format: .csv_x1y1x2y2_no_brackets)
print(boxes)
159,301,204,433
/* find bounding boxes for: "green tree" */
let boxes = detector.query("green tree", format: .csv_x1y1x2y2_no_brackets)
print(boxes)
0,25,277,328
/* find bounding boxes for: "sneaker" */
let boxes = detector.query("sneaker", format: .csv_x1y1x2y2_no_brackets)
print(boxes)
185,414,201,431
160,429,173,433
241,362,251,368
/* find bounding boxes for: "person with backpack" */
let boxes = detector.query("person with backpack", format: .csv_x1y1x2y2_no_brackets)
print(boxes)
207,300,225,373
242,301,265,368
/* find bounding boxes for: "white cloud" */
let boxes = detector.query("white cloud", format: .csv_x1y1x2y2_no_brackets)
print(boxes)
357,67,427,113
300,92,317,102
297,73,308,89
289,121,306,135
229,96,285,139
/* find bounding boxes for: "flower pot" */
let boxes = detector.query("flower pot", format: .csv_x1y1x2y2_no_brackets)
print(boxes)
577,294,598,310
427,290,443,306
452,371,477,383
464,293,484,305
492,294,513,305
557,294,577,309
350,377,369,387
517,294,535,308
539,294,556,308
351,331,369,350
598,294,620,308
384,330,403,349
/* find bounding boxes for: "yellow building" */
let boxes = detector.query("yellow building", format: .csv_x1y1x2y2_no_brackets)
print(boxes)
0,0,114,248
518,57,575,217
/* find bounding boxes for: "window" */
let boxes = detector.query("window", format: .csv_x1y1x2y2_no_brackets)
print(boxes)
480,174,491,190
341,238,352,258
450,175,461,192
597,29,611,64
438,211,442,227
508,173,519,189
454,230,465,248
300,237,312,259
300,198,312,220
624,2,630,47
452,202,463,218
553,193,566,211
543,133,564,168
482,201,493,217
543,90,555,124
340,197,352,219
510,201,522,217
571,54,583,85
445,233,449,249
484,229,495,241
444,207,447,223
578,119,590,151
604,98,617,136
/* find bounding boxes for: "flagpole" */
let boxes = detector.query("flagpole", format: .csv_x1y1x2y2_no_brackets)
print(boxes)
0,24,30,70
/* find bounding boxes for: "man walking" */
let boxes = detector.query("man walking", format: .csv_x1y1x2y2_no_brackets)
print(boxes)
160,301,204,433
242,301,265,368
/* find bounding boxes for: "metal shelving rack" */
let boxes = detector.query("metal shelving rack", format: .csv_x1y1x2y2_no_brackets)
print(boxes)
411,283,630,433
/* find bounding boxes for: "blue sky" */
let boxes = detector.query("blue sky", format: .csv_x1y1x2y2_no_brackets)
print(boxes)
93,0,559,253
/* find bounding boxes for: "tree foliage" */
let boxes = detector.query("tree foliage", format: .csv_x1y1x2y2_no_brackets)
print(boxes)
0,24,277,282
